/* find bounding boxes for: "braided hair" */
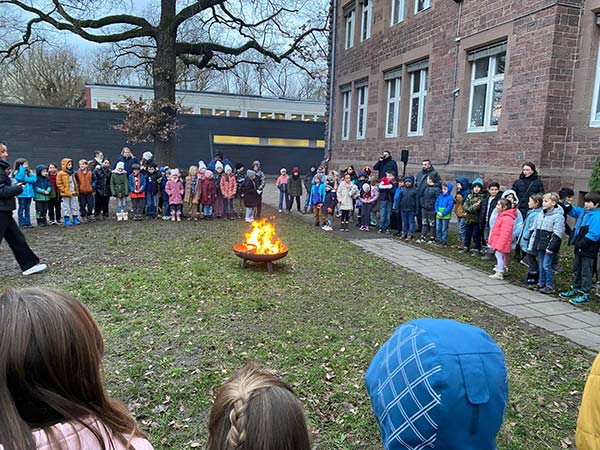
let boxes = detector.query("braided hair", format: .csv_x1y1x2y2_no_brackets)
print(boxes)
207,362,311,450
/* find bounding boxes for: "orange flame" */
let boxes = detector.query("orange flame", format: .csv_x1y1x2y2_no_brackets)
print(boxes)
243,219,287,255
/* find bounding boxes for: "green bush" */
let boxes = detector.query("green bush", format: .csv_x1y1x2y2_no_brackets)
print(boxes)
590,154,600,191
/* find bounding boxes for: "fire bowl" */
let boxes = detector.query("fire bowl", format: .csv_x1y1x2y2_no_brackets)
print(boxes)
233,244,289,273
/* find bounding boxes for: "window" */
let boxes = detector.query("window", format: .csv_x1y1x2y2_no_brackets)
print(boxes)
468,43,506,132
247,111,259,118
415,0,431,13
97,101,111,109
341,88,352,140
384,70,402,137
408,62,428,136
344,5,356,49
200,108,212,116
591,42,600,127
356,82,368,139
260,112,274,119
360,0,372,42
391,0,404,25
229,110,241,117
214,109,226,116
291,113,302,121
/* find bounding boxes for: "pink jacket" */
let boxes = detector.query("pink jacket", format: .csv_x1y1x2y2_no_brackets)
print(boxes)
276,174,289,188
165,179,184,205
32,418,154,450
487,207,517,254
220,173,237,199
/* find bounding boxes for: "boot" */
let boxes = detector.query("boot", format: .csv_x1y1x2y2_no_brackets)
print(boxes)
455,241,464,249
176,213,182,222
117,212,122,221
489,271,504,280
171,212,176,222
123,212,128,221
64,216,72,227
344,221,349,232
72,216,80,225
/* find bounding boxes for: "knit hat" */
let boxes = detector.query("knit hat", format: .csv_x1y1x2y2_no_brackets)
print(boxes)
115,162,125,171
204,170,213,179
159,166,167,173
235,162,244,170
142,151,153,161
215,161,223,171
170,168,180,177
366,319,508,450
280,168,287,174
472,177,484,188
380,177,391,186
293,167,300,173
246,169,256,179
404,175,415,184
198,161,206,170
224,164,233,173
363,183,371,193
358,170,368,179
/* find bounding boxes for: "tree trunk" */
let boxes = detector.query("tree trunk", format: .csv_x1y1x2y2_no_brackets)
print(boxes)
153,0,178,167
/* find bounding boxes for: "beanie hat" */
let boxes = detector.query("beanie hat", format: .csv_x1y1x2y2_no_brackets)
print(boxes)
235,162,244,170
472,177,484,188
293,167,300,173
404,175,415,184
204,170,213,178
159,166,167,173
363,183,371,193
246,169,256,179
364,167,372,176
215,161,223,171
142,151,153,161
365,319,508,450
198,161,207,170
170,168,180,177
380,177,391,186
116,162,125,171
224,164,233,173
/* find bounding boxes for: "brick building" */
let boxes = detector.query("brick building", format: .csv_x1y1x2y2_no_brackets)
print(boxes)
328,0,600,196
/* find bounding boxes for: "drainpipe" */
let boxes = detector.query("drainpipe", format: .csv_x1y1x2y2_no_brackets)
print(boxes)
326,0,337,156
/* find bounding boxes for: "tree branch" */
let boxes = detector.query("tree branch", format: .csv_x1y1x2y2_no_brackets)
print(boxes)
171,0,226,32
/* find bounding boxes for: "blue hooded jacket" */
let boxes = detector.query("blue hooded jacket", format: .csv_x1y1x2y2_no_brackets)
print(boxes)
569,206,600,258
434,182,454,219
365,318,508,450
455,177,471,199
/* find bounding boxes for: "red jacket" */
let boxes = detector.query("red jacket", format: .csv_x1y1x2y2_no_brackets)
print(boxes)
201,177,216,205
487,208,517,254
220,173,237,199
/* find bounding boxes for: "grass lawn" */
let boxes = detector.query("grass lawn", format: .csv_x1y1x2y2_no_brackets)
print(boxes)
0,208,594,449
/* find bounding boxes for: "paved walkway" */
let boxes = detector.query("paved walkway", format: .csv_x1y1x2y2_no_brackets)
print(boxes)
260,186,600,351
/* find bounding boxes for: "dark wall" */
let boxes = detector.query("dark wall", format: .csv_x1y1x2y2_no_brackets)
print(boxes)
0,103,325,174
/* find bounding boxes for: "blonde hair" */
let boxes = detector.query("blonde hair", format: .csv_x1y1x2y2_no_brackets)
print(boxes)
543,192,560,204
207,362,311,450
188,165,198,176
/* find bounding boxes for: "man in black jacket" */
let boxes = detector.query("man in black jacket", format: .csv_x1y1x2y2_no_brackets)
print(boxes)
0,142,46,275
373,151,399,180
415,160,439,233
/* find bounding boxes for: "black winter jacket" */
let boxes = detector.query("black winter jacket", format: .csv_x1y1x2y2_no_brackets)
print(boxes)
420,185,442,211
95,167,112,197
512,172,544,217
479,192,503,229
0,159,22,212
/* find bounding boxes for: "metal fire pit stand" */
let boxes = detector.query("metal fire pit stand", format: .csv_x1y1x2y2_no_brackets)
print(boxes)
233,244,288,274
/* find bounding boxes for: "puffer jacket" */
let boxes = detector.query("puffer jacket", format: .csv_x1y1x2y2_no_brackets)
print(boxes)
287,173,303,197
201,177,217,205
512,172,544,217
487,207,517,254
464,181,485,225
0,159,22,212
434,182,454,219
454,177,471,219
14,164,36,198
569,206,600,258
393,180,418,212
529,205,565,253
420,184,442,212
56,158,79,197
32,418,154,450
165,179,184,204
95,167,112,197
110,172,130,198
337,180,359,210
519,207,542,253
34,165,52,202
220,173,237,199
129,172,146,199
577,353,600,450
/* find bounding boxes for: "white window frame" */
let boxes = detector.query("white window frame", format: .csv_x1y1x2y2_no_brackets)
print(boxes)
391,0,405,26
414,0,431,14
385,77,401,138
342,90,352,140
408,68,427,137
356,85,368,139
467,52,505,133
345,8,355,49
360,0,372,42
591,41,600,127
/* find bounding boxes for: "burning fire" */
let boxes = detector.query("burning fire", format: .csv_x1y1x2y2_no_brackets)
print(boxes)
243,219,287,255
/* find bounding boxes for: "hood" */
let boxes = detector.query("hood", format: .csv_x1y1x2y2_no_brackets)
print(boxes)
404,175,415,184
501,189,519,205
444,182,454,195
358,170,369,179
500,207,518,220
0,159,9,170
545,204,564,216
472,177,484,189
455,177,471,194
224,164,233,173
252,160,261,169
366,319,508,450
198,160,206,170
36,164,48,176
246,169,256,179
204,170,214,179
60,158,72,171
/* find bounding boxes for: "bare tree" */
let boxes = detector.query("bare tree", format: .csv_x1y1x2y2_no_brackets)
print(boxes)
0,0,328,166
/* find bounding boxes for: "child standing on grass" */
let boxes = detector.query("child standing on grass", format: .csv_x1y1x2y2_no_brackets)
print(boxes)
220,165,237,220
75,159,95,222
13,158,36,227
213,161,225,218
434,182,454,246
276,168,290,212
519,194,543,286
144,164,160,219
159,166,171,220
184,166,200,220
336,173,359,232
94,159,112,220
487,198,517,280
110,161,130,221
201,170,217,219
359,181,378,231
287,167,303,213
416,174,441,244
528,192,565,294
128,163,146,221
559,191,600,304
309,175,326,227
454,177,471,248
241,169,259,222
47,162,61,224
322,180,337,231
165,168,184,221
460,178,485,255
33,165,51,226
56,158,80,226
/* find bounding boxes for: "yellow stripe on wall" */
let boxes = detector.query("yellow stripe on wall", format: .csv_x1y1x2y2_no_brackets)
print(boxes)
316,140,325,148
268,138,310,147
213,135,261,145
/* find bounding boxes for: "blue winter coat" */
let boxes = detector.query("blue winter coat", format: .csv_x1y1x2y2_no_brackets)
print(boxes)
14,165,36,198
309,183,326,205
434,182,455,219
365,318,508,450
569,206,600,258
455,177,471,199
519,207,542,253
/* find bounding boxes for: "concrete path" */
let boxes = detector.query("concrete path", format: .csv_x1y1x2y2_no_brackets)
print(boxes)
260,186,600,352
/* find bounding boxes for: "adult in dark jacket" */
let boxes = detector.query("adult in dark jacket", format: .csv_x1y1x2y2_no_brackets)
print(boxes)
207,151,233,173
512,162,544,219
115,147,140,175
373,151,399,179
0,142,46,275
287,167,303,213
415,159,439,232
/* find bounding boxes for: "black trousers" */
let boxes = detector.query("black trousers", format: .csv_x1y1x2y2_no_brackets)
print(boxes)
48,196,61,222
0,211,39,271
35,201,48,225
287,196,302,212
95,194,110,217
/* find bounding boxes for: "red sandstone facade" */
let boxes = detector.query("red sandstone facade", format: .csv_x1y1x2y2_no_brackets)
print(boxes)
329,0,600,196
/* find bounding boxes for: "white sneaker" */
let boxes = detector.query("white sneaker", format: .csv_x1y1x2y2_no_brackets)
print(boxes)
22,263,47,276
489,271,503,280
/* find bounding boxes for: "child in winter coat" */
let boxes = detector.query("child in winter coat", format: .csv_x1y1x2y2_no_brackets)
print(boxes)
110,162,130,221
75,159,96,222
201,170,217,219
355,170,370,226
461,178,485,254
309,175,327,228
213,161,225,218
393,176,418,240
287,167,303,213
165,169,184,221
31,165,51,226
454,177,471,248
56,158,80,226
33,165,51,226
47,162,61,224
322,181,338,231
241,169,259,222
416,174,442,244
528,192,566,294
220,164,237,220
336,173,359,231
559,191,600,304
128,163,146,221
519,194,543,285
378,173,395,234
94,159,112,220
489,189,524,253
159,167,171,220
359,182,379,231
487,198,517,280
234,163,246,218
144,164,160,218
303,166,317,213
13,158,36,227
184,166,200,220
276,168,290,212
434,182,455,246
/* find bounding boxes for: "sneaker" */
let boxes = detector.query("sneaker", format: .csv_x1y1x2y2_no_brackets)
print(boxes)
415,238,425,244
539,286,555,295
525,278,537,285
427,239,436,245
471,250,481,256
559,287,583,299
22,263,47,276
519,259,529,267
569,293,590,304
489,271,503,280
458,247,469,253
503,266,509,274
528,284,543,291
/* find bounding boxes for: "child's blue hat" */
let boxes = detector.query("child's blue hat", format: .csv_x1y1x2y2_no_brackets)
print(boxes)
365,318,508,450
